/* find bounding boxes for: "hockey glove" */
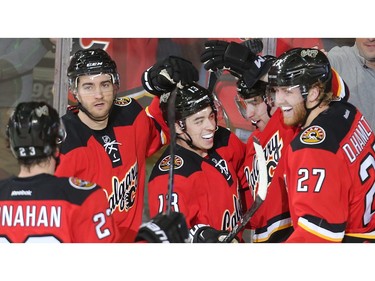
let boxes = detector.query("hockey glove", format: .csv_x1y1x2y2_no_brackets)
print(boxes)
201,40,270,88
189,224,239,243
141,56,199,97
135,212,189,243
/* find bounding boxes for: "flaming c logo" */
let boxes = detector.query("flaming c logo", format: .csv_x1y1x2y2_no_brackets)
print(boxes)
158,155,184,171
300,126,326,145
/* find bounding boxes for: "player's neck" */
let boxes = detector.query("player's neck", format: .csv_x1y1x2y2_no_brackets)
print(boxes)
176,139,208,158
18,160,56,178
303,104,329,129
78,111,108,130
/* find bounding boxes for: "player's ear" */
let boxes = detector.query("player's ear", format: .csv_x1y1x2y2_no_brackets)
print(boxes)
307,85,321,102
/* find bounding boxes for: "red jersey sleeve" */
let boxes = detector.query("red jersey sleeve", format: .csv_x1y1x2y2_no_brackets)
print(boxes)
148,172,210,229
243,109,297,242
285,103,375,242
71,188,121,242
285,147,351,242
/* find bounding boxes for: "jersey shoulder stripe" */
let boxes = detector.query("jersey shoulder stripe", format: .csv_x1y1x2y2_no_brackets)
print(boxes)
213,126,231,149
61,98,144,153
0,174,101,206
149,145,204,180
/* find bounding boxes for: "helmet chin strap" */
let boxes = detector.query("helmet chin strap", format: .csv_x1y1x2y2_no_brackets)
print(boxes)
266,103,273,119
176,116,218,151
74,92,116,122
177,133,199,150
77,102,112,122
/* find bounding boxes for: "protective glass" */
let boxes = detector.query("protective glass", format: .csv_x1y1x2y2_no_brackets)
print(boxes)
267,85,300,95
234,94,264,120
76,73,116,95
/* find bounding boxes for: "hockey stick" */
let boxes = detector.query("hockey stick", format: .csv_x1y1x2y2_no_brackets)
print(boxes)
221,136,268,243
158,68,180,216
165,87,178,216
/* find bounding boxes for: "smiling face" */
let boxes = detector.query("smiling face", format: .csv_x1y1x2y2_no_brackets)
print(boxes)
235,94,277,132
273,85,306,127
176,106,217,157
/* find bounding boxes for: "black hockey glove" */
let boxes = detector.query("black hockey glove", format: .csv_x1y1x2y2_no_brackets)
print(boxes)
141,56,199,97
189,224,239,243
200,40,269,88
135,212,189,243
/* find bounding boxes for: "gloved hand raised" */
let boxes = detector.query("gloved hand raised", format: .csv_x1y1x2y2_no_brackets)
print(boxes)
189,224,239,243
135,212,189,243
200,40,272,88
141,56,199,97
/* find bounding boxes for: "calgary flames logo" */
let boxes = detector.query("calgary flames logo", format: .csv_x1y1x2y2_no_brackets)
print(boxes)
300,125,326,145
114,96,131,106
69,177,96,190
158,155,184,171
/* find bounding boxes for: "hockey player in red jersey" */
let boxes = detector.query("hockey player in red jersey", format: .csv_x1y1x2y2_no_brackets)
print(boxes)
200,40,351,243
145,79,246,242
54,49,198,242
0,102,121,243
0,101,189,243
268,48,375,242
201,40,297,242
235,78,297,242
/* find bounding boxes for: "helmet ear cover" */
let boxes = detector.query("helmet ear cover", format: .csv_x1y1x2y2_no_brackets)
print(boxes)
7,102,65,160
177,120,186,131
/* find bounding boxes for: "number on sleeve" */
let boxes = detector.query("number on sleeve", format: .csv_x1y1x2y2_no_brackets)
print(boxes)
93,212,111,239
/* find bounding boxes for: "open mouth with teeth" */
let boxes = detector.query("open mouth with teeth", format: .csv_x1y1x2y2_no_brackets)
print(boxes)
282,106,293,112
202,133,214,139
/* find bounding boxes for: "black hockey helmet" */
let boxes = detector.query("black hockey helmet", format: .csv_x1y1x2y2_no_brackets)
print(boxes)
160,83,216,125
268,48,332,97
237,78,268,100
6,102,66,160
237,55,276,99
67,48,120,89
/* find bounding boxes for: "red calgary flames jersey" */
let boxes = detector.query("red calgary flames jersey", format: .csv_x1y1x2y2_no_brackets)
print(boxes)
148,126,246,237
55,97,167,242
0,174,119,243
284,101,375,242
242,108,298,242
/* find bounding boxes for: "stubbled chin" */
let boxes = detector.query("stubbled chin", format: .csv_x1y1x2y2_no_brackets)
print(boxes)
282,112,294,126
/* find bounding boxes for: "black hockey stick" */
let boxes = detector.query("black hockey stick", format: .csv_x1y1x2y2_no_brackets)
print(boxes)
221,137,268,243
158,68,179,216
165,87,178,216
